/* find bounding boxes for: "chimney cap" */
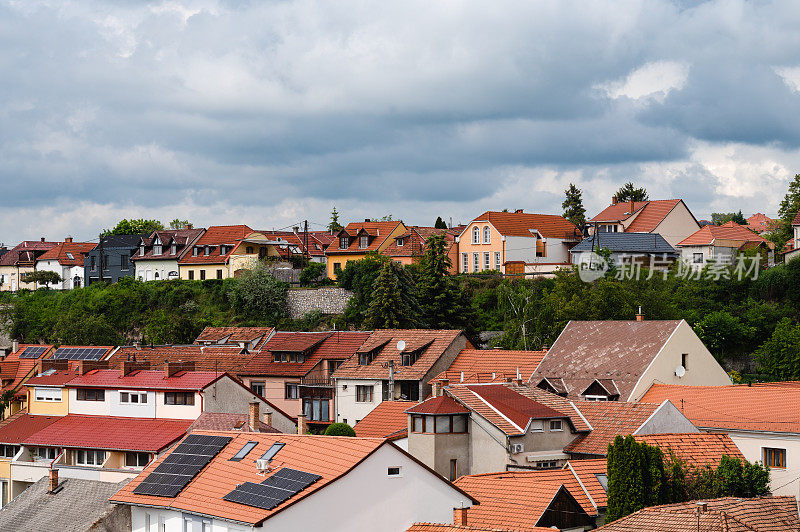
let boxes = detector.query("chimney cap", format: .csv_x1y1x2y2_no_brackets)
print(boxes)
612,195,618,205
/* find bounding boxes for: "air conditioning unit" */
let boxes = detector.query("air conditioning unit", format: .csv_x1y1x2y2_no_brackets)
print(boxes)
256,459,271,472
510,443,524,454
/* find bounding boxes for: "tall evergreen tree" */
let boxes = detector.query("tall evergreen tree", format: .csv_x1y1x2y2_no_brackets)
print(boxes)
328,206,343,233
416,235,462,328
614,182,649,202
775,174,800,248
434,216,448,229
562,183,587,228
364,261,417,329
606,435,667,522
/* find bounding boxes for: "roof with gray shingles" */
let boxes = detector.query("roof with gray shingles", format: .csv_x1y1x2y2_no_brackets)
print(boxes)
0,476,129,532
570,233,677,254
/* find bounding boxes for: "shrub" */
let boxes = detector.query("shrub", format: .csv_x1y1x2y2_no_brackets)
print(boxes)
324,423,356,437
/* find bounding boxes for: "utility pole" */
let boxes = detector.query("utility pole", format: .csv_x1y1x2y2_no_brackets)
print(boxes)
303,220,309,261
388,360,395,401
98,234,104,284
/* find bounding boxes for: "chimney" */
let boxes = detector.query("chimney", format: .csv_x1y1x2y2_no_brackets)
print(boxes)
440,378,449,391
297,414,308,435
79,360,109,375
432,381,440,398
516,378,524,386
11,339,18,354
41,359,68,373
40,237,45,242
697,502,708,513
612,195,618,205
185,223,192,230
133,341,141,350
505,376,513,383
629,199,634,213
515,209,524,213
263,411,273,427
453,507,468,526
48,468,58,493
249,401,259,431
165,361,194,378
636,306,644,321
541,345,548,354
292,226,299,234
121,359,149,377
65,237,73,243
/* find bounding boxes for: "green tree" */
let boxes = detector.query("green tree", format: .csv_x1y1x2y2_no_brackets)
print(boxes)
328,207,343,233
102,218,165,237
773,174,800,249
693,311,754,361
299,262,326,287
169,219,191,229
364,260,418,329
615,182,649,202
756,317,800,379
227,263,288,323
0,390,16,420
606,435,667,522
562,183,587,228
22,270,62,287
324,423,356,436
712,211,747,225
434,216,448,229
416,235,465,329
338,254,389,324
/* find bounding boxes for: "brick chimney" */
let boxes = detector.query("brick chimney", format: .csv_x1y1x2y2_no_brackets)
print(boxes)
629,199,635,213
165,361,194,378
65,237,73,243
612,195,618,205
432,381,440,398
185,223,193,230
40,237,45,242
453,507,468,526
515,209,524,213
121,359,150,377
636,306,644,321
79,360,109,375
263,411,273,427
516,378,524,386
48,468,59,493
440,378,449,389
249,401,259,431
297,414,308,435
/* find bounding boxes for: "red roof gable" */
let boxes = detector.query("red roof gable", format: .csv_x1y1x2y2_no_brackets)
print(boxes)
463,384,567,430
179,225,253,264
678,221,768,247
406,395,470,415
431,348,547,385
327,221,404,254
354,400,415,439
37,242,97,266
470,211,579,239
65,369,224,391
590,199,687,233
0,241,59,266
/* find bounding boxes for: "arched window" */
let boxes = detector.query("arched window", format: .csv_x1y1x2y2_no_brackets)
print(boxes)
472,226,479,244
483,226,491,244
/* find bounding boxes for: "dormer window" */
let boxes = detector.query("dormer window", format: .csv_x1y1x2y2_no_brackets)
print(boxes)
397,238,404,247
204,246,210,256
220,245,228,255
193,247,199,257
339,236,349,249
358,351,376,366
360,236,369,249
66,252,74,260
472,226,479,244
400,349,422,366
170,243,177,255
246,246,254,254
154,244,162,256
139,245,145,256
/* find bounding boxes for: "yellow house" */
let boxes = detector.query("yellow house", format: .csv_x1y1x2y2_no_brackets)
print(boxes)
23,365,73,417
178,224,253,281
325,221,407,280
1,344,55,419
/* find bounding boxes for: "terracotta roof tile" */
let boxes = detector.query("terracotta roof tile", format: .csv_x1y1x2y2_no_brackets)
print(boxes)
746,213,779,233
327,221,404,254
195,326,274,350
22,414,192,452
565,459,608,508
187,412,279,433
178,225,253,264
110,345,256,375
354,400,415,439
0,409,60,444
65,369,224,391
406,395,471,415
431,349,547,385
564,401,660,456
469,211,580,239
636,433,744,469
596,507,754,531
678,222,768,247
37,241,97,266
1,344,54,396
131,228,204,261
408,525,550,532
25,367,81,387
640,382,800,433
0,241,59,266
382,226,458,259
591,199,685,233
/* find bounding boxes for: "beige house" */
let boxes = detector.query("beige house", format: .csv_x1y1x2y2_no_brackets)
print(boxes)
588,198,700,247
177,224,252,281
0,239,58,291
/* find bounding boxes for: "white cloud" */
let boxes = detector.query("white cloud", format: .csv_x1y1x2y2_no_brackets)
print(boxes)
598,61,690,101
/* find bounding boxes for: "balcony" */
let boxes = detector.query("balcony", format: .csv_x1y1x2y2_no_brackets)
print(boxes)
299,376,334,388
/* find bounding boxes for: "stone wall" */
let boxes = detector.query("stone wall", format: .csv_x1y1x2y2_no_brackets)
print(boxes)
286,287,353,319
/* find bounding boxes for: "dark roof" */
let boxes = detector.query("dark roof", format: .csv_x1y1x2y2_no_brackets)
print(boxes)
98,234,146,248
571,233,677,254
187,412,279,433
0,477,130,532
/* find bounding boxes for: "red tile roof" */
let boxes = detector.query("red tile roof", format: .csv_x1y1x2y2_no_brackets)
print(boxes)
333,329,465,381
470,211,580,239
37,242,96,266
25,367,81,387
22,414,192,452
454,469,597,530
65,369,225,391
327,221,404,254
1,344,54,396
109,345,256,375
354,400,415,440
640,382,800,433
381,226,458,259
431,349,547,385
532,320,683,401
194,326,274,350
565,459,607,508
187,412,279,433
747,213,779,233
0,241,59,266
564,401,661,456
178,225,253,264
131,228,205,261
406,395,471,415
0,409,60,445
240,331,371,377
678,221,768,247
636,433,744,469
590,199,687,233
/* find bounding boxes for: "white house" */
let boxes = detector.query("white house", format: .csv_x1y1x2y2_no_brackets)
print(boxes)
587,198,700,247
133,227,205,281
34,239,96,289
110,432,478,532
676,221,773,270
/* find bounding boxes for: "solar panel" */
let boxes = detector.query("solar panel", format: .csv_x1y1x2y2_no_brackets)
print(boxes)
52,347,108,360
222,467,321,510
133,434,231,497
18,346,48,359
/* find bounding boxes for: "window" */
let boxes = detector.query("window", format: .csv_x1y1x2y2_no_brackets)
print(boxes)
595,473,608,492
333,262,342,275
164,392,195,405
549,419,563,431
484,252,490,270
495,252,501,270
435,415,451,433
360,235,369,249
529,420,544,433
90,256,96,271
358,351,376,365
170,243,177,255
473,252,479,272
103,254,109,270
140,245,146,256
250,382,265,397
0,445,19,458
400,350,421,366
260,442,285,462
77,388,105,401
449,459,458,481
219,245,228,255
246,246,254,254
693,252,704,264
75,449,105,466
120,391,147,404
397,238,404,247
120,255,129,270
285,383,299,400
153,245,162,256
585,395,609,401
199,269,206,280
681,353,688,370
462,253,468,273
204,246,210,256
37,447,57,460
412,415,424,432
483,226,491,244
764,447,786,469
535,460,559,469
216,269,223,279
193,247,199,256
66,252,74,260
188,270,194,280
452,415,467,433
230,441,258,461
472,226,479,244
303,397,330,421
388,466,402,477
125,452,150,467
183,514,211,532
339,236,349,249
413,415,468,433
356,385,373,402
34,387,61,402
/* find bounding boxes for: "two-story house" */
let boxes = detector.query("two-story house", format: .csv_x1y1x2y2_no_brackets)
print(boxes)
677,221,773,269
178,224,253,281
782,209,800,262
238,331,371,429
332,329,470,425
34,239,96,289
0,343,55,417
381,226,460,273
84,234,143,285
325,220,407,280
0,239,58,291
456,210,581,276
132,226,205,281
587,197,700,247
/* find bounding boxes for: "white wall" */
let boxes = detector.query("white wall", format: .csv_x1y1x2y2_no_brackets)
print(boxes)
68,388,111,416
653,202,701,247
69,388,201,419
35,260,85,289
724,431,800,497
334,379,383,425
135,259,180,281
155,391,202,420
109,390,157,418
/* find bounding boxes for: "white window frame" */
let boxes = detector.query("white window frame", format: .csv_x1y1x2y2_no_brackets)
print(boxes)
584,395,609,401
356,385,374,403
529,420,544,433
473,252,479,272
462,253,468,273
119,391,148,404
484,252,490,270
359,235,369,249
549,419,563,431
34,387,62,402
483,226,491,244
693,252,704,264
472,226,480,244
75,449,106,467
495,251,501,270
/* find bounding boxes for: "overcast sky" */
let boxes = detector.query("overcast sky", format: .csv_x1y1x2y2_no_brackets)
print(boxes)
2,0,800,243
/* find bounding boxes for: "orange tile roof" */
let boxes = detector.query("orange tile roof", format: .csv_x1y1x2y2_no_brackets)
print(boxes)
678,221,768,247
470,211,580,239
747,213,778,233
354,400,415,440
0,408,60,445
111,432,477,525
333,329,465,381
110,345,256,375
1,344,54,396
596,507,754,531
178,225,253,264
187,412,279,433
131,228,205,261
590,199,687,233
639,382,800,433
195,326,274,350
564,401,661,456
327,221,404,254
408,525,551,532
565,459,607,508
635,433,744,469
431,349,547,385
0,240,59,266
406,395,471,415
381,226,458,259
454,469,597,530
37,241,96,266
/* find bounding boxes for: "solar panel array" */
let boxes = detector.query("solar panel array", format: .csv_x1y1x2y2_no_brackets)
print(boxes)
133,434,231,498
223,467,322,510
52,347,108,360
18,346,49,359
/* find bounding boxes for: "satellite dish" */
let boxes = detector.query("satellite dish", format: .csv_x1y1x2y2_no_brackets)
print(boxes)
675,365,686,378
396,340,406,351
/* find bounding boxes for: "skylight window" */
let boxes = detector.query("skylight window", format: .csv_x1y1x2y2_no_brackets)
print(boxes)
596,473,608,492
66,252,74,260
260,442,285,462
230,441,258,462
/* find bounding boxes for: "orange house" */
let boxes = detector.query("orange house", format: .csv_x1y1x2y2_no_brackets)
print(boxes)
325,220,407,279
381,226,460,273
